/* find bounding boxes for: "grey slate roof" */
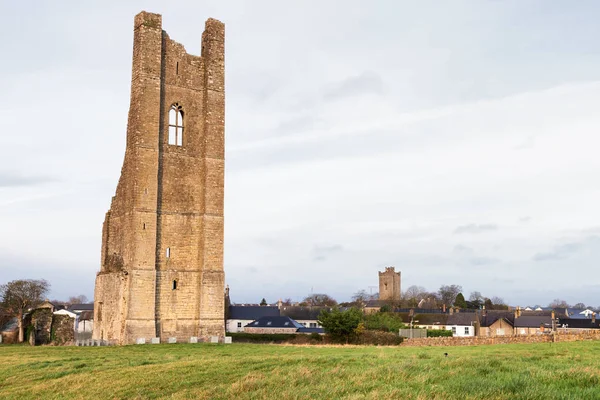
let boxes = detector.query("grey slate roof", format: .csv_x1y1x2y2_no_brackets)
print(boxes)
558,318,600,329
229,306,280,320
514,315,551,328
79,311,94,321
245,316,304,329
564,309,595,319
446,313,478,326
68,304,94,312
280,306,331,320
480,311,514,327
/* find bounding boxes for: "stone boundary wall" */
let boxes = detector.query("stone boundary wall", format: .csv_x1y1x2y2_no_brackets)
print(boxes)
402,330,600,347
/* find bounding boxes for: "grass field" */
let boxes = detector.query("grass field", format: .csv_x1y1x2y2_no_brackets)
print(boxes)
1,341,600,399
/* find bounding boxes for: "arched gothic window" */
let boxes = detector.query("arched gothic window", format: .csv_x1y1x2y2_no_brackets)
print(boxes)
168,104,183,146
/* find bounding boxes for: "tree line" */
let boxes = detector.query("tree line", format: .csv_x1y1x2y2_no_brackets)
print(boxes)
257,286,597,311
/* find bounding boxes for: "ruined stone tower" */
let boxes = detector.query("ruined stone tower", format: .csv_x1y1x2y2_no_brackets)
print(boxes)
378,267,401,302
93,11,225,344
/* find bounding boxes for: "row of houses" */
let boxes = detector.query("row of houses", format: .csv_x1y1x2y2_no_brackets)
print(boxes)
3,299,599,343
395,308,599,337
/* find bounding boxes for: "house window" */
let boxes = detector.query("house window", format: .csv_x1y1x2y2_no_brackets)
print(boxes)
237,322,242,328
464,327,469,334
451,327,456,334
284,322,289,326
266,321,272,326
310,323,317,328
168,103,184,146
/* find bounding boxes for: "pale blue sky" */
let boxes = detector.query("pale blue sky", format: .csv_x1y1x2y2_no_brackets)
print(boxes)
1,1,600,307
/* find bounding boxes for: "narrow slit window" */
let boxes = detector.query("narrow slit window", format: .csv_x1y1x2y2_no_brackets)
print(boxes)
168,104,184,146
172,280,177,290
176,61,179,75
143,223,146,230
166,247,171,258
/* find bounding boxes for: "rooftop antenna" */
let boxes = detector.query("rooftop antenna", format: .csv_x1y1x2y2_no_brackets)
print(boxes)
368,286,377,294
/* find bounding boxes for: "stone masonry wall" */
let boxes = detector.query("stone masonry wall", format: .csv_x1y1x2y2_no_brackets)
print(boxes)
403,330,600,347
379,267,401,302
50,315,75,345
30,308,53,345
94,11,225,345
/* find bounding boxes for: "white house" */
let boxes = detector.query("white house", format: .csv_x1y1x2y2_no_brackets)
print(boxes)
446,313,477,337
227,306,280,333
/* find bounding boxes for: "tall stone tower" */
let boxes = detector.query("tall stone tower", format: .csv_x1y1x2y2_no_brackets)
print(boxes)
93,11,225,344
378,267,401,302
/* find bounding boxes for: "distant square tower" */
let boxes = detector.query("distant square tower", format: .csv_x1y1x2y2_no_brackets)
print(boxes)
93,11,225,344
379,267,401,302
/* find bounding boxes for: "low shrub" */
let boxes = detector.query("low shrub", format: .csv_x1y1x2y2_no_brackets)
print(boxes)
288,333,326,345
363,312,406,333
427,329,453,337
356,330,403,346
228,333,297,343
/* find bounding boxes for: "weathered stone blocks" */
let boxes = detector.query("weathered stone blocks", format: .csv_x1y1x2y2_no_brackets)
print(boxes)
93,11,226,345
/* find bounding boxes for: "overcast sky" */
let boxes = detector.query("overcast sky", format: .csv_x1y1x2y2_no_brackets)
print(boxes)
1,1,600,307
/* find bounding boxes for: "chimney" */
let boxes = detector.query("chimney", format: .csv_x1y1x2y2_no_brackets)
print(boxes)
449,307,454,315
593,312,596,324
277,299,283,310
551,310,555,320
442,304,446,313
514,306,521,319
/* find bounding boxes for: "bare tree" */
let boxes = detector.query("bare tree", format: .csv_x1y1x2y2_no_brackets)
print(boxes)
438,285,462,307
351,290,370,305
469,291,484,302
549,299,570,308
0,279,50,342
282,298,293,306
491,296,506,306
573,302,586,310
67,295,89,305
419,292,441,309
303,293,337,307
403,285,427,307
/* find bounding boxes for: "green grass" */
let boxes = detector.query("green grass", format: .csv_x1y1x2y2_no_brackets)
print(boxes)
1,341,600,399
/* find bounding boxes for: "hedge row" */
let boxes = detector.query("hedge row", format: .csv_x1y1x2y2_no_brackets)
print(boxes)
427,329,453,337
228,333,297,343
229,331,403,346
